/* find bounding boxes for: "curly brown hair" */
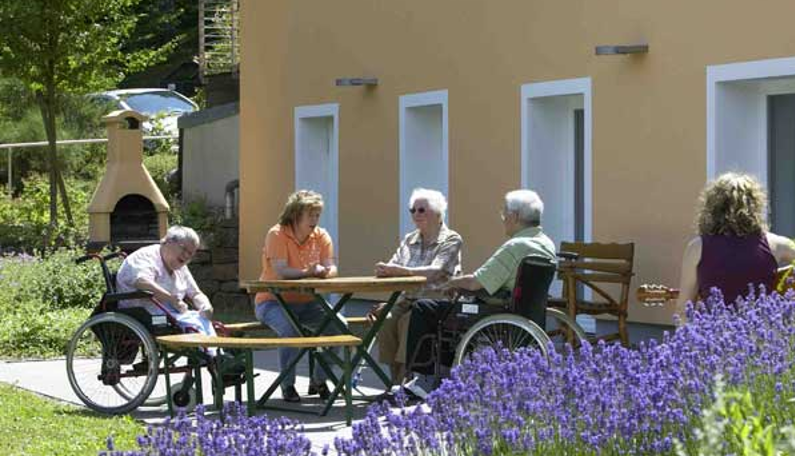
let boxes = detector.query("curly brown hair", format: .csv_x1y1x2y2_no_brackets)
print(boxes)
697,173,767,237
278,190,324,227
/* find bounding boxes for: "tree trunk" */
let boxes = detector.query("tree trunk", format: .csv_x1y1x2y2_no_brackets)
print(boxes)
36,91,58,231
37,86,74,229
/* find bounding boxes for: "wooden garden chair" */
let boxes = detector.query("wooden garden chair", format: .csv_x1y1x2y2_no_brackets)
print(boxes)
550,242,635,346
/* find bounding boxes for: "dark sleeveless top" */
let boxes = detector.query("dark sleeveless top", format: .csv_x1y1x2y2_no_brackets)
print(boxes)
697,234,777,302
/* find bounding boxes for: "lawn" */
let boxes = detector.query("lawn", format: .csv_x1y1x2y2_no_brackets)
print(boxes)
0,383,144,456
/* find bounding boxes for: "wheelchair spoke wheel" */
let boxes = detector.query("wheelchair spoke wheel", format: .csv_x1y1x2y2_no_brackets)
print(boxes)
544,307,589,352
66,313,159,415
453,314,551,368
114,358,191,407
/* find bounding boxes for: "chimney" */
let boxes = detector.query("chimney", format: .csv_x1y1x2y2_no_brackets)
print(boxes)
87,110,170,252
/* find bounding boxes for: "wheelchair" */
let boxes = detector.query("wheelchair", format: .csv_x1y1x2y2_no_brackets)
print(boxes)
65,251,236,415
407,254,588,385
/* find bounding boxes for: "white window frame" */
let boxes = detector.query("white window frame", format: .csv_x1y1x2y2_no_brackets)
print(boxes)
294,103,340,252
520,77,593,244
398,89,449,236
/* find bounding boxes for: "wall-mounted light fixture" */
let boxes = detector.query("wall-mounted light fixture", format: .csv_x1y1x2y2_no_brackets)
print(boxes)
595,44,649,56
335,77,378,87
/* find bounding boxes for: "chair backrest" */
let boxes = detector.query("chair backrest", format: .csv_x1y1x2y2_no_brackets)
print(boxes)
511,255,557,330
558,241,634,309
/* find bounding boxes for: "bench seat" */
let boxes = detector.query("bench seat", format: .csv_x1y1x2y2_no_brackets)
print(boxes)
157,333,362,349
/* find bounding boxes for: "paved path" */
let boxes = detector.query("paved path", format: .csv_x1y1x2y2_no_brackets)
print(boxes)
0,343,402,453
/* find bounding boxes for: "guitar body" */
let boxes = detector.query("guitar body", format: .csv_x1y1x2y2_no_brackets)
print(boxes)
636,284,679,307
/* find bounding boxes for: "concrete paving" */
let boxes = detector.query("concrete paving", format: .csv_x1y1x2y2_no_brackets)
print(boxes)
0,339,402,453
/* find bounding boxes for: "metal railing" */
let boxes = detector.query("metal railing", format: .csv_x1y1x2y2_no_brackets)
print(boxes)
1,135,177,196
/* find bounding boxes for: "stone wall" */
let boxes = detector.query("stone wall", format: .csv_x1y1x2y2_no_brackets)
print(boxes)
189,218,251,315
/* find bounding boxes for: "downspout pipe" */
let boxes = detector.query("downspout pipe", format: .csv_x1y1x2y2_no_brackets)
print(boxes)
224,179,239,219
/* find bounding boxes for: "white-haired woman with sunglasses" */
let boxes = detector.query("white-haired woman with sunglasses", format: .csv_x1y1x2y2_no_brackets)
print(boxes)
368,188,463,389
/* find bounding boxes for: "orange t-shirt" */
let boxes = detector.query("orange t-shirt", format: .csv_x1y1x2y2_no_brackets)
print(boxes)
254,224,335,304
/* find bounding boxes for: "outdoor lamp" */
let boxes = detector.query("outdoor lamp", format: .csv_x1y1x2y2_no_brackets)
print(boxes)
595,44,649,55
335,78,378,87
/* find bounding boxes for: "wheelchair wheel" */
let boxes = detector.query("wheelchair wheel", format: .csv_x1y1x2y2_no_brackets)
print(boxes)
66,313,159,415
545,307,588,350
114,362,191,408
452,313,551,368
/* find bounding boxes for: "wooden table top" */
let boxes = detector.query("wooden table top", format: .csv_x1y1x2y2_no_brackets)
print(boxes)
240,276,426,294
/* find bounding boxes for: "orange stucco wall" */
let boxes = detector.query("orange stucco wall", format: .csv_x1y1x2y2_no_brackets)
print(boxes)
239,0,795,325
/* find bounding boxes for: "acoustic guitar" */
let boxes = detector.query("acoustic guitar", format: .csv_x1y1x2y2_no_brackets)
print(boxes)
636,284,680,307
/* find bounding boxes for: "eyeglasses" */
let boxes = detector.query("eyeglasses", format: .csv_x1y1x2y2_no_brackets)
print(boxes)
172,242,197,261
409,207,427,215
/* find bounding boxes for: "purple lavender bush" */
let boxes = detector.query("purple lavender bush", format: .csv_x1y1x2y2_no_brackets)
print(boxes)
106,286,795,455
102,403,317,456
334,286,795,455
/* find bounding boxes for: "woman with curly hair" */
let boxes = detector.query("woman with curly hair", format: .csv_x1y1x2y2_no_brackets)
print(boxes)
676,173,795,319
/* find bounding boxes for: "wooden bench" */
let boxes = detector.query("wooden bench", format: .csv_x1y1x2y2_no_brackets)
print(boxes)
223,318,370,334
156,333,362,425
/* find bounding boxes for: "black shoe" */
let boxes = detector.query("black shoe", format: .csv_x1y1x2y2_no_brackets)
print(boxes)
308,381,331,400
282,386,301,403
375,391,399,406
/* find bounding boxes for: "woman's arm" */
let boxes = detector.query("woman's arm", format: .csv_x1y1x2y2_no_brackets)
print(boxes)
133,277,188,313
375,262,445,280
767,232,795,265
675,237,702,324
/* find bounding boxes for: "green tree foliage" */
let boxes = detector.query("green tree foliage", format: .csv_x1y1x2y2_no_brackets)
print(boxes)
0,0,177,235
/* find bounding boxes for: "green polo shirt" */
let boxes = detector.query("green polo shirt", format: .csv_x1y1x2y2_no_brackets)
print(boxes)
473,226,557,295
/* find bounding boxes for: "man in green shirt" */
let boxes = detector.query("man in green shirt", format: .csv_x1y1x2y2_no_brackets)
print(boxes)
402,189,556,398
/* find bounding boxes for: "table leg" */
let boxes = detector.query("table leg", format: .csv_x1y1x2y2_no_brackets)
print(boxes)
163,348,174,417
354,290,403,387
345,346,352,426
245,350,255,416
194,358,204,406
213,357,224,418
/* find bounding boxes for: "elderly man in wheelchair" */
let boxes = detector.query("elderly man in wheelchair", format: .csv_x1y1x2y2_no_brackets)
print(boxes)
400,189,584,401
65,226,243,415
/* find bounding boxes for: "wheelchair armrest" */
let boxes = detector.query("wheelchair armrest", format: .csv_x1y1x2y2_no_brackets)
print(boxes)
103,290,154,303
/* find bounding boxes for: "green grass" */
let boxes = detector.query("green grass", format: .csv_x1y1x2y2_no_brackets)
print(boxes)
0,383,144,456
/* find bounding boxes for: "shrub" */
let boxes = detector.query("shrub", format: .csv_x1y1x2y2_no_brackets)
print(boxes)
0,249,106,358
107,287,795,455
330,286,795,455
102,403,317,456
143,152,178,198
0,174,95,251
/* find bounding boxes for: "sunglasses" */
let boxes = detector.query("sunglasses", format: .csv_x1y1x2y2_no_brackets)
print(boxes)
409,207,427,214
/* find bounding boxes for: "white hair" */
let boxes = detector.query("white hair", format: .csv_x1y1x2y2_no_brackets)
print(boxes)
162,225,201,247
505,190,543,226
409,188,448,221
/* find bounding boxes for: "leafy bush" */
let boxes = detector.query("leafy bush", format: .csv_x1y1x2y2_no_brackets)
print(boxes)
0,249,106,357
143,152,178,198
106,288,795,455
328,287,795,455
0,173,95,251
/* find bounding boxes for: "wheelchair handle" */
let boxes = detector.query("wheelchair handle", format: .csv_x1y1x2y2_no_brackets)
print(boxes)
103,251,127,262
75,253,102,264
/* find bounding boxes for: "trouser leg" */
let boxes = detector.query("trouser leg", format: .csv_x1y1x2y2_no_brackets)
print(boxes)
405,299,452,376
255,301,300,388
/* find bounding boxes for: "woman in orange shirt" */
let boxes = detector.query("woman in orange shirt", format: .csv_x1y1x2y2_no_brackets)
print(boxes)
254,190,339,403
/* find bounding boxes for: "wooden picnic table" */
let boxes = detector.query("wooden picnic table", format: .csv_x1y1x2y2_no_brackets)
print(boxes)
240,276,426,414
